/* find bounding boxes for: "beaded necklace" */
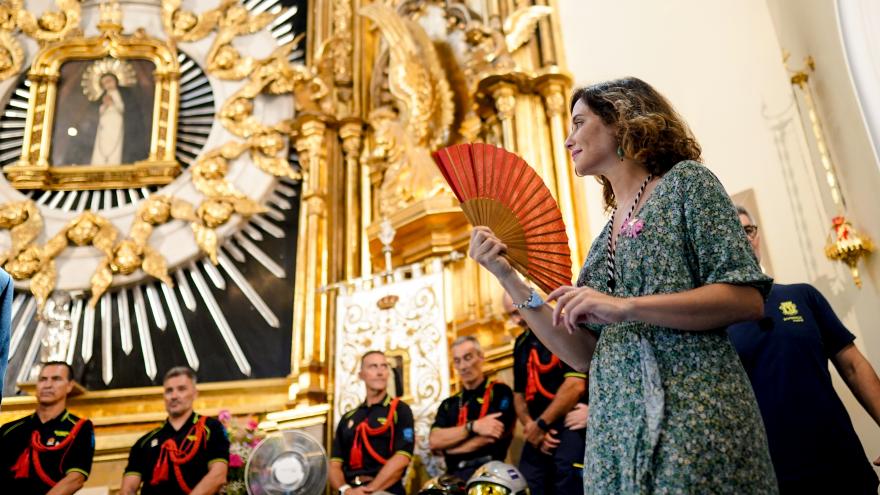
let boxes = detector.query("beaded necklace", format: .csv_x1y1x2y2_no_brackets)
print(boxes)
605,174,652,291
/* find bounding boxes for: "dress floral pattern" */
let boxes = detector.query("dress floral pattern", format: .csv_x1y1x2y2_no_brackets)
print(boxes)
577,161,778,494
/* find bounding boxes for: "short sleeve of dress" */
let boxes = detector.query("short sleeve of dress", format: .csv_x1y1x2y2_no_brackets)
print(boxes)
676,162,773,297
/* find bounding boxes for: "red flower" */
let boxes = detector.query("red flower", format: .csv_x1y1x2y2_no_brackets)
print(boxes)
230,453,243,468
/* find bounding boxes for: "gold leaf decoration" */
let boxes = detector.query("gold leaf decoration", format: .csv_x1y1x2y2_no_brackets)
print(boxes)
171,199,196,222
142,246,173,286
88,260,113,307
502,5,553,54
161,0,230,42
206,3,278,80
192,222,219,265
0,200,42,265
30,259,56,310
231,197,266,217
0,30,24,81
14,0,80,45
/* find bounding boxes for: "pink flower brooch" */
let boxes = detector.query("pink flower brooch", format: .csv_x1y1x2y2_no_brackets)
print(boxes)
620,218,645,238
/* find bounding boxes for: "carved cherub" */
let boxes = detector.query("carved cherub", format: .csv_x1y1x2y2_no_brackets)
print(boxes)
359,4,455,217
460,5,553,81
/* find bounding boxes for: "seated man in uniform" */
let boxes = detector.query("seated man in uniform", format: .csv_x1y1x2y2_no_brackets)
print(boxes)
120,366,229,495
0,361,95,495
429,336,515,480
728,206,880,494
504,293,588,495
330,351,415,495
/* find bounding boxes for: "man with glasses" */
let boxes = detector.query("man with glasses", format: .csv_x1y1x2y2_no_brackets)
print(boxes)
429,336,515,481
728,205,880,494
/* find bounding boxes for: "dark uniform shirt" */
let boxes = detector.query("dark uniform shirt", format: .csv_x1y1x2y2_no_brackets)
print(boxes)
513,329,587,420
431,378,516,471
330,394,415,481
728,283,879,493
124,412,229,495
0,409,95,494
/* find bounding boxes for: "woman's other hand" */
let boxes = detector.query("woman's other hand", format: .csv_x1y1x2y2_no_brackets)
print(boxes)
469,226,514,279
547,286,634,332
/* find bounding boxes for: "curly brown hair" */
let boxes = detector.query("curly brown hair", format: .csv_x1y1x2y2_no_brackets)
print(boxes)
570,77,702,210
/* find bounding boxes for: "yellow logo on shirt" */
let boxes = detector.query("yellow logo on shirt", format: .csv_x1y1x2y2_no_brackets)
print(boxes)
779,301,804,323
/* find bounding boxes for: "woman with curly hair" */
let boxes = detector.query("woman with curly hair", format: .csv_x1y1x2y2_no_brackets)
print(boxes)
470,77,778,493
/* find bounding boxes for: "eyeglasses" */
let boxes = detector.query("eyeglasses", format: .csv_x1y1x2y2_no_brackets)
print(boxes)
743,225,759,239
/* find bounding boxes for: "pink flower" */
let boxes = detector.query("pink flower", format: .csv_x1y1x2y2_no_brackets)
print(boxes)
621,218,645,238
218,410,232,423
246,419,259,430
230,453,243,468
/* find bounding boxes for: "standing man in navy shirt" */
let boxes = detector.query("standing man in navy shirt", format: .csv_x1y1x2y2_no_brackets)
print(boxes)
728,205,880,494
505,294,587,494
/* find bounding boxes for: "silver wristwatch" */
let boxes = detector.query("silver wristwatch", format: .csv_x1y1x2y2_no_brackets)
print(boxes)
513,289,544,310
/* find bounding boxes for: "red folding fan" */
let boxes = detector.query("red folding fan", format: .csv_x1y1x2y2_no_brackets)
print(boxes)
432,143,572,294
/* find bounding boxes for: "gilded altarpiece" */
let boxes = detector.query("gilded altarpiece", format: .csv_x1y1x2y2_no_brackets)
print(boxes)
0,0,581,490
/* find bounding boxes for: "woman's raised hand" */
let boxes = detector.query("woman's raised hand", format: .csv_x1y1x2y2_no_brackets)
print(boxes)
469,226,513,279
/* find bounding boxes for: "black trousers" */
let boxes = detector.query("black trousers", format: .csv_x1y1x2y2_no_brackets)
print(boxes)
518,426,585,495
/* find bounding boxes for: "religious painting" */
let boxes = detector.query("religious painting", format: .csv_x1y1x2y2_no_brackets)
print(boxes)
51,58,155,168
2,26,181,190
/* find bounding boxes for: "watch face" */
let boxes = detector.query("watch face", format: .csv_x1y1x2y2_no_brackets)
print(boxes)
0,0,309,395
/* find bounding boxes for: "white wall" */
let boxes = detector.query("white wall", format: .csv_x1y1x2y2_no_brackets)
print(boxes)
557,0,880,474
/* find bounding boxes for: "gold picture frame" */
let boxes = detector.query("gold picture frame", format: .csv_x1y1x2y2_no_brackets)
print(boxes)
3,21,181,190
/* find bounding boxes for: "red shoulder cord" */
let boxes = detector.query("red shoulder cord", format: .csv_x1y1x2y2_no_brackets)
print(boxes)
151,415,209,494
525,348,560,402
457,381,497,426
11,418,88,487
349,397,400,470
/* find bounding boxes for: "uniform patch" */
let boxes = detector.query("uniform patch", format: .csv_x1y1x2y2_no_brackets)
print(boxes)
779,301,804,323
46,437,56,446
151,438,159,448
347,419,354,429
403,427,414,442
499,397,510,410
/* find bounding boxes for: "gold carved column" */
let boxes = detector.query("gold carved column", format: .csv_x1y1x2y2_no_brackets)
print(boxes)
339,119,363,279
291,116,331,403
492,83,518,151
537,76,586,263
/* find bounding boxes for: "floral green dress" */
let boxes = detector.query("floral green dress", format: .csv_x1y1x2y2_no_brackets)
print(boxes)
577,161,778,494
